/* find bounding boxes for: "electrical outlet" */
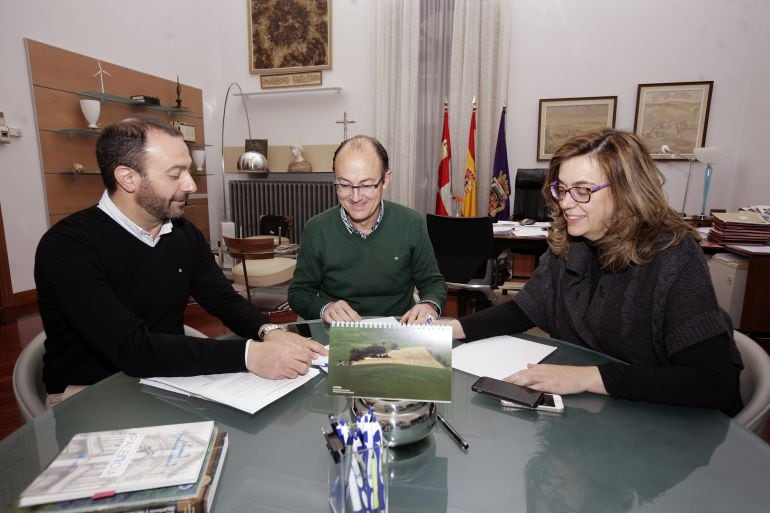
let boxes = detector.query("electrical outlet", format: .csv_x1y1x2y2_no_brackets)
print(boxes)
0,126,10,143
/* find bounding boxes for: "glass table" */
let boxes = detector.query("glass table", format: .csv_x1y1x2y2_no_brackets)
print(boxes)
2,322,769,512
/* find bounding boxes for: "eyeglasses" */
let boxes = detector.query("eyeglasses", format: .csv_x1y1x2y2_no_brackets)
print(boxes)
549,181,611,203
334,175,384,196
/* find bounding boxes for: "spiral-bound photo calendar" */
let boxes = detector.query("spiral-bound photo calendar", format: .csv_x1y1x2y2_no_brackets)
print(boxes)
326,322,453,402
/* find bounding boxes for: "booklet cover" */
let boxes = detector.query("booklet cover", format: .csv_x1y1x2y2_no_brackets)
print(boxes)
15,431,228,513
326,322,453,402
18,421,215,508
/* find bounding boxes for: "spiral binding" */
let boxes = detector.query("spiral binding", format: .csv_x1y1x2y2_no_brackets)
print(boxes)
330,321,451,331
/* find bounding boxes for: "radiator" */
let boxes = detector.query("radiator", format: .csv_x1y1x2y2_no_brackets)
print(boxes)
229,180,337,244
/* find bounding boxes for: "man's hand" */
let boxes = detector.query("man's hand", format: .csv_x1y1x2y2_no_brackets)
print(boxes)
399,302,438,325
322,300,362,323
247,330,328,379
504,364,607,396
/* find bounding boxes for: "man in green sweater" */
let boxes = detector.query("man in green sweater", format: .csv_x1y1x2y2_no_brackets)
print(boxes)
288,136,447,324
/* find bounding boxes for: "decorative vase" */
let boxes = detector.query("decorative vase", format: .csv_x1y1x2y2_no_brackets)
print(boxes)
191,149,206,172
79,99,101,129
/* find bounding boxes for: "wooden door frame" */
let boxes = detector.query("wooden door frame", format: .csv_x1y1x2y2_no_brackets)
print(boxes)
0,203,16,323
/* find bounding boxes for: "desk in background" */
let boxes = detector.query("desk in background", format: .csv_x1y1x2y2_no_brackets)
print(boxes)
2,323,770,512
494,232,548,278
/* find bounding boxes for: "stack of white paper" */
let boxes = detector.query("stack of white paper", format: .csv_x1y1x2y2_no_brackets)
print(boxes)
452,335,556,379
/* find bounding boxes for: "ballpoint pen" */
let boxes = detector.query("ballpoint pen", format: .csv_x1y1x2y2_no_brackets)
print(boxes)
436,411,469,451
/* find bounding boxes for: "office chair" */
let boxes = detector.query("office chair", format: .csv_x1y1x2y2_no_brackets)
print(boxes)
13,325,207,422
426,214,496,316
508,169,550,279
259,214,294,244
12,331,47,422
223,235,296,308
511,168,549,222
733,331,770,436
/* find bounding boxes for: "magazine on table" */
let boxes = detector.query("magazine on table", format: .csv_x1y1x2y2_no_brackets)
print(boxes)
18,421,216,508
14,430,229,513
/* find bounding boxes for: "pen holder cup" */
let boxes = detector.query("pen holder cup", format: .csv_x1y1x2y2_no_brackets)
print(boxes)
329,441,389,513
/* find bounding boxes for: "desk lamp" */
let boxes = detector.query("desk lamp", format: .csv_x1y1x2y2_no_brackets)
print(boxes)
220,82,268,224
660,145,695,216
693,146,728,219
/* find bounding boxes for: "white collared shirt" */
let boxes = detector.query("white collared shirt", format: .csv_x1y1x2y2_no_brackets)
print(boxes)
97,190,173,247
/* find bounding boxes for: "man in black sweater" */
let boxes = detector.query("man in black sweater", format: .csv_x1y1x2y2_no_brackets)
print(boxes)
35,115,325,401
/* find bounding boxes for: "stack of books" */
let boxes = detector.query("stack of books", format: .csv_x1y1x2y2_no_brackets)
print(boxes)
708,212,770,244
10,421,227,513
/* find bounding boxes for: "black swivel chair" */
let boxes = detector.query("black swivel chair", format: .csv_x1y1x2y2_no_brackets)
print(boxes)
509,169,550,279
426,214,496,316
259,214,293,244
511,168,549,222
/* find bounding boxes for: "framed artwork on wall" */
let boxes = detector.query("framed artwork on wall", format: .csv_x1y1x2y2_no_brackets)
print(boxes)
537,96,617,160
633,81,713,160
248,0,332,75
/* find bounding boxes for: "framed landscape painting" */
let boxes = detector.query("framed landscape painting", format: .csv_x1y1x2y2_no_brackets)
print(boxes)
634,81,713,160
537,96,617,160
248,0,332,75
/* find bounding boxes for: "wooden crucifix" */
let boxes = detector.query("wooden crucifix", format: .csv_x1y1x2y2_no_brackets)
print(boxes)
336,111,356,141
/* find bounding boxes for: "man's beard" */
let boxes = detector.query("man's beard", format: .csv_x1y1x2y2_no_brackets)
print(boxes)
136,177,188,221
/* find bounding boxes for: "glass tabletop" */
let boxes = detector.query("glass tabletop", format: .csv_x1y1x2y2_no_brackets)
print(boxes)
2,322,769,512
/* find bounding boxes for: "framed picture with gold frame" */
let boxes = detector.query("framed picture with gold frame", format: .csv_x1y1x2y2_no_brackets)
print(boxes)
248,0,332,75
633,81,713,160
537,96,617,161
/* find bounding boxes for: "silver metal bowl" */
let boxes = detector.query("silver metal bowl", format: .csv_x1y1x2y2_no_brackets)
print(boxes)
352,398,436,447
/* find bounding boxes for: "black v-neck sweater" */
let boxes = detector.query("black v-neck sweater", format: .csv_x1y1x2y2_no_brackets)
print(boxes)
35,207,264,393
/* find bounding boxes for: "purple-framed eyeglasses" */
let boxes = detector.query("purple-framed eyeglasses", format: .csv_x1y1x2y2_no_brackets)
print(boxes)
549,181,611,204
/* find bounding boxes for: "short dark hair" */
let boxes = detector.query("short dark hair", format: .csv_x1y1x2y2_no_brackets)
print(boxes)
332,135,389,174
96,115,183,193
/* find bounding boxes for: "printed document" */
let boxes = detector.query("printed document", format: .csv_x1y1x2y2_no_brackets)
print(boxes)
141,370,319,414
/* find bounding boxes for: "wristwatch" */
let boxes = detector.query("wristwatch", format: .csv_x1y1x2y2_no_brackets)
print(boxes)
257,323,287,341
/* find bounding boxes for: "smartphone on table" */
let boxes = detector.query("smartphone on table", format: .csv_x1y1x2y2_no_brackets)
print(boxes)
471,376,564,413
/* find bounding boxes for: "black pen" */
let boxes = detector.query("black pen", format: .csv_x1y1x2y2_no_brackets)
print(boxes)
436,411,469,451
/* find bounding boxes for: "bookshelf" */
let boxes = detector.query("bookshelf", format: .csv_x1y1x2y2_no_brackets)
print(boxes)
26,39,211,240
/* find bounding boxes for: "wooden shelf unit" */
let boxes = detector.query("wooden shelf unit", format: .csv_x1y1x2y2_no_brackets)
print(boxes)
26,39,211,240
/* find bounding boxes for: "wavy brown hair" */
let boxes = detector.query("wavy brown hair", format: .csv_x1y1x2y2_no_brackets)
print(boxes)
545,129,697,272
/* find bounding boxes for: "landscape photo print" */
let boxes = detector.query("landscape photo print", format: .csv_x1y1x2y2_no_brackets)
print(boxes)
326,324,452,402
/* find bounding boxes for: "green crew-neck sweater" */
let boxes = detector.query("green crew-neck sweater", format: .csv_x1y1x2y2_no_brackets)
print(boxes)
288,201,446,319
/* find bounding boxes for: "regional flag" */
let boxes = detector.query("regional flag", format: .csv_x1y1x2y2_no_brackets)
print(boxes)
488,107,511,221
436,100,452,216
461,98,477,217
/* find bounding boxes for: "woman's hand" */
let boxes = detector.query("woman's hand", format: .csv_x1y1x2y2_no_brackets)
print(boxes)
505,363,607,396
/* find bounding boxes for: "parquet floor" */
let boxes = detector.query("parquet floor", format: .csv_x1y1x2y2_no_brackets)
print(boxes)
2,305,769,444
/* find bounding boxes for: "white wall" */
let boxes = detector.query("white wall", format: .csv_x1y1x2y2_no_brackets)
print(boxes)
1,0,768,294
508,0,770,216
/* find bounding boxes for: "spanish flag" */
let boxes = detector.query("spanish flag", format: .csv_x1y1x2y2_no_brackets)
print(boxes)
461,97,477,217
435,99,452,216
